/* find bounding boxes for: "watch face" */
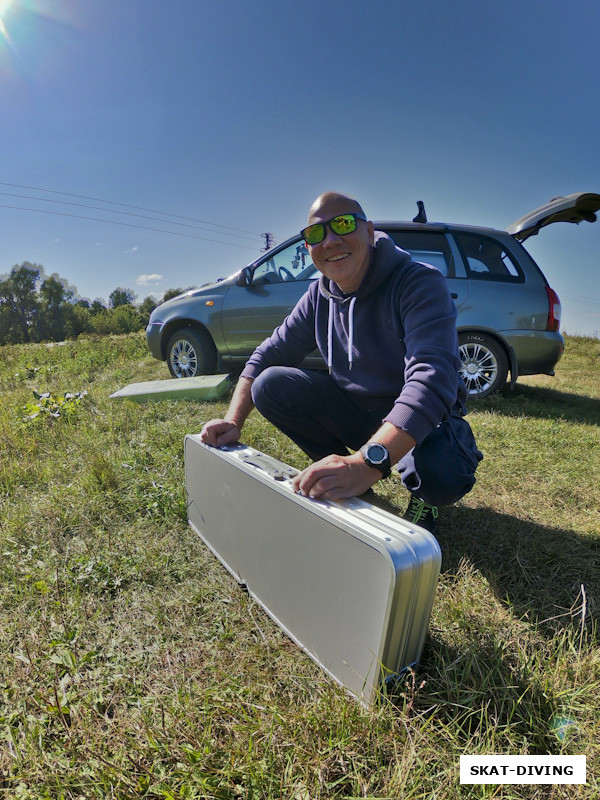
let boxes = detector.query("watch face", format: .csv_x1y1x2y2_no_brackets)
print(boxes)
366,444,387,464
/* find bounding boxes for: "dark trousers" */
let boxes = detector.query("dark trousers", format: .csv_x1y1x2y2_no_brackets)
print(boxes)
251,367,483,507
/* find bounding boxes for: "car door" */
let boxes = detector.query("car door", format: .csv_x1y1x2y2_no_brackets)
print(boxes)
382,226,469,311
221,238,317,356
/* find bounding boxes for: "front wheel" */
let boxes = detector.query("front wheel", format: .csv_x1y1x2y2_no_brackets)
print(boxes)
166,328,216,378
458,333,508,399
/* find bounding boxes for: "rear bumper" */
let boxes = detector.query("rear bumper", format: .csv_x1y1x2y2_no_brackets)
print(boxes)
503,330,564,376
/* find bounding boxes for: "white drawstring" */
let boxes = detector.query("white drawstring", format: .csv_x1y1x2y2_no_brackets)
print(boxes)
327,295,356,372
348,296,356,370
327,296,334,373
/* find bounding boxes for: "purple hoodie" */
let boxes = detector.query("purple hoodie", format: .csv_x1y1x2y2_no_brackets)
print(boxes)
241,232,466,444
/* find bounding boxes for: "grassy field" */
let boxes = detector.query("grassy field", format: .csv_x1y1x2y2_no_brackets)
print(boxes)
0,332,598,799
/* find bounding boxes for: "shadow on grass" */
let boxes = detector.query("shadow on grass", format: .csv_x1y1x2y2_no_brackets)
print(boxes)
402,633,572,756
471,383,600,427
368,490,598,642
439,504,599,641
380,501,598,752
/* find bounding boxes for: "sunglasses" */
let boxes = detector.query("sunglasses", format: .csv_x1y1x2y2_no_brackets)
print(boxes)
300,212,367,245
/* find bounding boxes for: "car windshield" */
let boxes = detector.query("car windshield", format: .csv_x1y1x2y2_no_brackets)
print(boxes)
252,241,317,284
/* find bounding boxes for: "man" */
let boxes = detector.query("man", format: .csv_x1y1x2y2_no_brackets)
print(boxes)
201,192,482,532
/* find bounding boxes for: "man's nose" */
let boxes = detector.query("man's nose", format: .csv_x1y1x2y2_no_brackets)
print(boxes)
322,224,343,245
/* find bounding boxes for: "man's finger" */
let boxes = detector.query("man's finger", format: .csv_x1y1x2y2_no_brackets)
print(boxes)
200,419,238,446
215,426,240,446
307,474,343,498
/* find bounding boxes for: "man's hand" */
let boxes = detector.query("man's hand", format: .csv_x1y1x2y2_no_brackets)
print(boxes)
200,419,241,447
200,375,254,448
291,452,381,501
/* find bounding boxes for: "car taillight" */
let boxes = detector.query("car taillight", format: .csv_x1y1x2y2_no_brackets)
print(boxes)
545,286,561,332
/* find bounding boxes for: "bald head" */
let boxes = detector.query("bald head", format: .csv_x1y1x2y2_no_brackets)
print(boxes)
307,192,366,225
304,191,374,294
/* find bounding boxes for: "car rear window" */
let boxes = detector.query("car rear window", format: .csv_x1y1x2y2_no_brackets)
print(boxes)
454,232,524,283
383,230,454,277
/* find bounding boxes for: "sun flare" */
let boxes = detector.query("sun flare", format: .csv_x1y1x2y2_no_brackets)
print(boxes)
0,0,12,40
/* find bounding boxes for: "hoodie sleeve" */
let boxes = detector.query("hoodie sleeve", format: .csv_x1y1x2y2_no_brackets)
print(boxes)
383,262,461,443
240,283,318,380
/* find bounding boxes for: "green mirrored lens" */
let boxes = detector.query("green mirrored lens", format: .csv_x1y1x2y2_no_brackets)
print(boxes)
329,215,357,235
303,223,325,244
302,213,364,244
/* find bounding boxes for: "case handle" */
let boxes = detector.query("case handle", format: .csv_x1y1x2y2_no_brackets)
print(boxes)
239,452,298,482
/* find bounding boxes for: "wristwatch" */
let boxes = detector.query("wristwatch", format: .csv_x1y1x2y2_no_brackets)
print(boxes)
359,442,392,478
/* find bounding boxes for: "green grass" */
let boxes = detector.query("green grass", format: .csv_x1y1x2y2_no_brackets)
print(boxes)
0,332,598,799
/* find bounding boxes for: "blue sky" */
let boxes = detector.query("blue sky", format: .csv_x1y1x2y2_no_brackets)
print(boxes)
1,0,599,335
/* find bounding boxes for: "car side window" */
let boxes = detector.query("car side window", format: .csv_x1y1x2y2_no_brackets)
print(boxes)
383,230,454,277
252,241,316,285
455,233,524,283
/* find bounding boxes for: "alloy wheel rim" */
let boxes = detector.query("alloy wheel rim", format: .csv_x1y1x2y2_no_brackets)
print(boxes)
459,342,498,395
171,340,198,377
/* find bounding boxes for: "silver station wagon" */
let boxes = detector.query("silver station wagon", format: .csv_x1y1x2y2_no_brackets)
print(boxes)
146,193,600,398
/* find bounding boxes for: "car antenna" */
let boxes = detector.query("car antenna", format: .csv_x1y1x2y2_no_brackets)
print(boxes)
413,201,427,223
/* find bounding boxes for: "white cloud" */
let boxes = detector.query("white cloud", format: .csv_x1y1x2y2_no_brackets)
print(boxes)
137,273,163,286
124,246,139,254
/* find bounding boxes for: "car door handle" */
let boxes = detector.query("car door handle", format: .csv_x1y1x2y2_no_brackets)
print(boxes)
451,293,458,299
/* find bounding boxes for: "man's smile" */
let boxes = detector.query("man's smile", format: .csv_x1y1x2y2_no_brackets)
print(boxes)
326,253,350,262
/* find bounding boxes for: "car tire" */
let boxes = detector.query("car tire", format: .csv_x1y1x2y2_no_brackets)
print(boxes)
458,333,508,399
166,328,217,378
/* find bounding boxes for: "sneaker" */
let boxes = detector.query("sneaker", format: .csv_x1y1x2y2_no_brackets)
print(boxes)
403,495,439,533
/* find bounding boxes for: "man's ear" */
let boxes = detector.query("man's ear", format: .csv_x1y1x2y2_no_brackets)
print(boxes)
367,220,375,245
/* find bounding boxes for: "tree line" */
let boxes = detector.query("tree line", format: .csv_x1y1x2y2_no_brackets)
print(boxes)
0,262,186,346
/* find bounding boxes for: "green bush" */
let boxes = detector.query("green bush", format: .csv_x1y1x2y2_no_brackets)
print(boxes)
88,305,145,336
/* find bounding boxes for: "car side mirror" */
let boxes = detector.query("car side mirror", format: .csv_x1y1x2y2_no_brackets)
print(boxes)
236,267,253,287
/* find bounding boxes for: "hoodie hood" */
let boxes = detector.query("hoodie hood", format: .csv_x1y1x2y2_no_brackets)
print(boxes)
317,232,413,303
